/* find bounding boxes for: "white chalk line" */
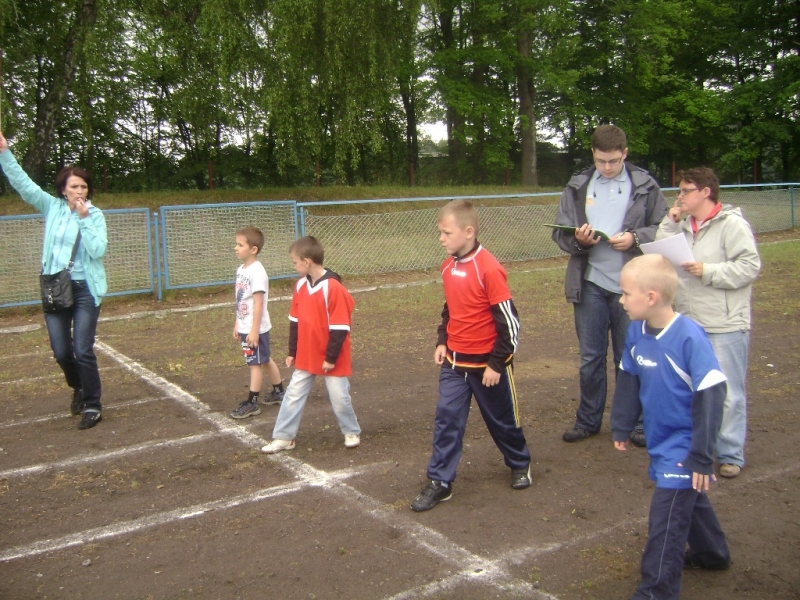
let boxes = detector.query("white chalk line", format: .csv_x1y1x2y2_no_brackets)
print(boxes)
0,462,380,563
0,366,119,386
0,350,49,360
0,432,216,479
0,397,163,429
93,340,564,599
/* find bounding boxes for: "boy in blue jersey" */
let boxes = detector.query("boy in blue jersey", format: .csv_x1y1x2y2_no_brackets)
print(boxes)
611,254,730,600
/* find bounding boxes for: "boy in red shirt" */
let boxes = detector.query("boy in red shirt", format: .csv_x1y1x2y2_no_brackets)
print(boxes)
411,200,532,512
261,236,361,453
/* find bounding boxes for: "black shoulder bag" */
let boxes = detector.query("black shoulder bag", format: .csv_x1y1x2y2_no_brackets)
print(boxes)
40,232,82,313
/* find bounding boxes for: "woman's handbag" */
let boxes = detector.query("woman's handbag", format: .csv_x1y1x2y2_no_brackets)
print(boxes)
40,232,81,313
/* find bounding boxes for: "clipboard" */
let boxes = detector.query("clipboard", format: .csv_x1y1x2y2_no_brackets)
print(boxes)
544,224,611,241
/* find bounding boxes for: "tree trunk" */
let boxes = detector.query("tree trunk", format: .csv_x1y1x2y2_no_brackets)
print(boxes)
23,0,98,183
517,28,538,187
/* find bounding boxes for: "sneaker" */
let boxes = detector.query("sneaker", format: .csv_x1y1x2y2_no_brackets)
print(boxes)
229,400,261,419
78,410,102,430
719,464,741,478
70,388,85,416
562,426,595,443
410,480,452,512
511,465,532,490
344,434,360,448
630,428,647,448
684,551,730,571
261,439,296,454
261,389,285,405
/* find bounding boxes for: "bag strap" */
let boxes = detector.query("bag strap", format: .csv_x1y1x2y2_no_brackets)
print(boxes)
66,231,82,273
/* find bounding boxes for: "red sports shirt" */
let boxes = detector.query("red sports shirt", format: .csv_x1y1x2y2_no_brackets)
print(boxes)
289,271,355,376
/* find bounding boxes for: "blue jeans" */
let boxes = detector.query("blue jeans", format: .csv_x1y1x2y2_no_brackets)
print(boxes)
572,280,630,433
707,331,750,467
43,280,102,411
272,369,360,440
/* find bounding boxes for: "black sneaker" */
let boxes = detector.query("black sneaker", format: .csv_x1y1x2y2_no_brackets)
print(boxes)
230,400,261,419
684,551,730,571
630,428,647,448
511,465,532,489
410,480,452,512
562,426,595,443
261,389,285,406
70,388,85,416
78,410,102,430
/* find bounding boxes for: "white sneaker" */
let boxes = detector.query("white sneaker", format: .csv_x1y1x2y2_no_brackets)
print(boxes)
261,439,295,454
344,434,360,448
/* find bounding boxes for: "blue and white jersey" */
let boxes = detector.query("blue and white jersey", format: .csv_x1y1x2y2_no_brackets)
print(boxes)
620,314,726,488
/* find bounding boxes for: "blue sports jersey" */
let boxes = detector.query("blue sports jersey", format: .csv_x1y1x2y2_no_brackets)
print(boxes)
619,314,727,488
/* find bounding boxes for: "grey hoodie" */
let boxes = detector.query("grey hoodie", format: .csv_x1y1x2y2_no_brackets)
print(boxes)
656,204,760,333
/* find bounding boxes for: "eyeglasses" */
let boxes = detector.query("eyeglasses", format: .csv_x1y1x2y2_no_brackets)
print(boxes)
593,157,624,167
677,187,698,197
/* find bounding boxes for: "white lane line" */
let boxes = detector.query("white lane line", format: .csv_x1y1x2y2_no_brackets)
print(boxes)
0,462,382,563
0,351,49,360
0,432,216,479
0,324,41,334
94,340,550,597
0,397,164,429
0,366,118,386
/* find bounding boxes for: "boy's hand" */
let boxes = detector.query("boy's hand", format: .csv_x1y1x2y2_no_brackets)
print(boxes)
285,356,295,368
678,462,716,492
614,440,628,451
322,360,335,372
482,366,500,387
0,132,7,153
433,344,447,365
233,324,239,340
246,331,259,347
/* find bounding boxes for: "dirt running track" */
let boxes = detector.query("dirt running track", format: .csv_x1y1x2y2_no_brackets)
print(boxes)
0,241,798,600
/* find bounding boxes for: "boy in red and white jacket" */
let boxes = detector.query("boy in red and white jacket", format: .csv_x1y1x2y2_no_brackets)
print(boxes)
261,236,361,453
411,200,532,512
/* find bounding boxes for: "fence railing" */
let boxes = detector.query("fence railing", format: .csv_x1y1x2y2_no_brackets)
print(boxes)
1,184,796,309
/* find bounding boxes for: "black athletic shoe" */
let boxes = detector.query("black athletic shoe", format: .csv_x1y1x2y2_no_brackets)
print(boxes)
562,426,595,443
78,410,102,430
511,465,532,490
684,552,730,571
70,388,85,416
261,389,285,406
630,428,647,448
410,481,452,512
230,400,261,419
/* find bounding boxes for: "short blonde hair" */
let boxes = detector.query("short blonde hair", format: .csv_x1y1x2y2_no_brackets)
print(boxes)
437,200,479,236
621,255,678,305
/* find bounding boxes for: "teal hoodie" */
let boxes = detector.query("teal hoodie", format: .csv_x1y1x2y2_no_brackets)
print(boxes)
0,151,108,306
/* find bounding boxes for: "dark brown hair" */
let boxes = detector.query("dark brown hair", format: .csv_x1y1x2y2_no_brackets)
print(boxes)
236,226,265,253
289,236,325,265
591,125,627,153
678,167,720,203
54,166,93,199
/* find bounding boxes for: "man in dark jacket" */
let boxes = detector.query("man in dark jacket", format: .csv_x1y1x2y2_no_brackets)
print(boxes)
551,125,668,444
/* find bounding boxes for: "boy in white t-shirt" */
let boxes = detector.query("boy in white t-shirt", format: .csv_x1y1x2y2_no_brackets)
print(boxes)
230,226,285,419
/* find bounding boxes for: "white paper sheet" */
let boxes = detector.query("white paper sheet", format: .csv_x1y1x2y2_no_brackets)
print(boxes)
639,234,694,268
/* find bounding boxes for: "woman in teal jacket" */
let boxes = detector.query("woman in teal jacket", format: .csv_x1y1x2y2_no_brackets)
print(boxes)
0,132,107,430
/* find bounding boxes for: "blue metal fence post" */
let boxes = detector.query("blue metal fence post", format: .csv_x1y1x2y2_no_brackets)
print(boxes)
791,186,795,229
153,212,163,300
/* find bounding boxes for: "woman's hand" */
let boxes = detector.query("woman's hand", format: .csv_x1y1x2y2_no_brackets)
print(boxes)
667,198,685,223
0,132,8,153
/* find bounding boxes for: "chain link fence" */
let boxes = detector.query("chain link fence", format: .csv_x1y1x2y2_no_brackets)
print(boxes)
159,201,298,289
0,209,153,307
0,185,796,309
